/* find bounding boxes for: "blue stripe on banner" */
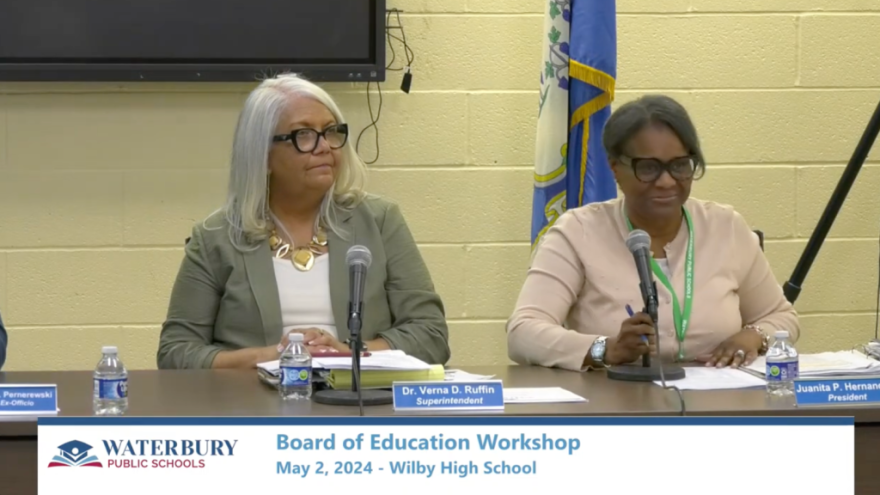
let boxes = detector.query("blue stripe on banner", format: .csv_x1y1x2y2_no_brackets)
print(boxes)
38,416,855,427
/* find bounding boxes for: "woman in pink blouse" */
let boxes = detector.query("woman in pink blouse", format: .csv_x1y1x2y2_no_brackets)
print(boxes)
507,95,799,372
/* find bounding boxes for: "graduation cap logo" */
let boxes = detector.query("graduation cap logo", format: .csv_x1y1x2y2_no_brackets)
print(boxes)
48,440,103,468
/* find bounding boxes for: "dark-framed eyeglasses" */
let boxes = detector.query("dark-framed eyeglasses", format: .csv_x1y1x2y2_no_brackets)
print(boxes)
619,155,703,183
272,123,349,153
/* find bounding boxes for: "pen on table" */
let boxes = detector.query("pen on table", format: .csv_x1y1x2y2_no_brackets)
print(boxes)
625,304,650,343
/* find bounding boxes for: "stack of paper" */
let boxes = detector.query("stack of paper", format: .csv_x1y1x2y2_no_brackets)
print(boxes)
863,341,880,361
330,367,498,389
257,350,441,390
744,351,880,378
258,350,432,375
328,365,445,389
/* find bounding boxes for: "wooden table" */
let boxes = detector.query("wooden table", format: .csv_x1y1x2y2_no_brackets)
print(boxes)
2,366,876,493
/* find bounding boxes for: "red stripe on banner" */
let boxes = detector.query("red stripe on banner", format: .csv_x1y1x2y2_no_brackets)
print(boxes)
47,463,70,468
80,462,103,467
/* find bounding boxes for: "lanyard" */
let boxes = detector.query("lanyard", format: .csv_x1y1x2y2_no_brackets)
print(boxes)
624,208,694,361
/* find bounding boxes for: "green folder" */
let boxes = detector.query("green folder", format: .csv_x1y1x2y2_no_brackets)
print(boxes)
327,365,445,390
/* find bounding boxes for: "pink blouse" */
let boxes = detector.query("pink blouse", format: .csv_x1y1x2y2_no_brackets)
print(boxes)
507,197,800,371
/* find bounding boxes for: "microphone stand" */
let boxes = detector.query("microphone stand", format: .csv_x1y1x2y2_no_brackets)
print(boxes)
350,310,365,416
312,305,393,412
783,99,880,305
608,281,686,382
641,279,658,370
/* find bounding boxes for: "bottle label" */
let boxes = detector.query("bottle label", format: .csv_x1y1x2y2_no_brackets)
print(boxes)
94,378,128,399
281,366,311,387
766,361,799,382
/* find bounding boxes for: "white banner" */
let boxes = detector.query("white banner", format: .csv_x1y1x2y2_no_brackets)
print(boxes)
38,417,853,494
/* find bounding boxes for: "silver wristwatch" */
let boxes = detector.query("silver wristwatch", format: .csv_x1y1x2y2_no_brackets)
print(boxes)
590,336,608,368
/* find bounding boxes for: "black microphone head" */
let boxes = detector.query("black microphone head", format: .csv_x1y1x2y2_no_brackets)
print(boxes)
625,229,651,253
346,245,372,268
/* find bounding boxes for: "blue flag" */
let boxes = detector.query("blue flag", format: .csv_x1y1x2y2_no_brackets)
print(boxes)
531,0,617,248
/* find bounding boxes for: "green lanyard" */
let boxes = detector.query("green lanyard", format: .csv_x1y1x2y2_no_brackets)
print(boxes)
625,208,694,361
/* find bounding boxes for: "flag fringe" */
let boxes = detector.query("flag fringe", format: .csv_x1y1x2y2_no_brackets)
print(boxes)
568,59,616,205
569,60,616,98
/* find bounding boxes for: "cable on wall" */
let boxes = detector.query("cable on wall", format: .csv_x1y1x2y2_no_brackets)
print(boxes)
355,8,413,165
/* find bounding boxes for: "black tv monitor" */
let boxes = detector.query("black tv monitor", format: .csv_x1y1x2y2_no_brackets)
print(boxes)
0,0,385,83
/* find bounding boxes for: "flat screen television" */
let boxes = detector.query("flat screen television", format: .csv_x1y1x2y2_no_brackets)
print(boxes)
0,0,385,82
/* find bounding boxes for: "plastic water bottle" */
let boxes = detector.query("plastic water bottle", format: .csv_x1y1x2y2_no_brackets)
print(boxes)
765,330,799,397
92,346,128,415
279,333,312,400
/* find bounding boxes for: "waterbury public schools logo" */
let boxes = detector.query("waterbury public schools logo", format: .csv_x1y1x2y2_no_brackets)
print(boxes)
48,440,103,468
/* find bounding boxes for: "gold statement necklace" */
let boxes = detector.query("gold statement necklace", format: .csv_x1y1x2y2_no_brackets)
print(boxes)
268,212,327,271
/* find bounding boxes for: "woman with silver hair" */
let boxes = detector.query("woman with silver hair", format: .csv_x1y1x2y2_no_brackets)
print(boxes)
158,73,450,369
507,94,799,372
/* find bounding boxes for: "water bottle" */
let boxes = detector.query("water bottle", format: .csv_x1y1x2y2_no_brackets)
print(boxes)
279,333,312,400
92,346,129,415
765,330,799,397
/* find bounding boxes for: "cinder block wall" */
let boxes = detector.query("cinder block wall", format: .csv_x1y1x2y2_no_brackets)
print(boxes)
0,0,878,370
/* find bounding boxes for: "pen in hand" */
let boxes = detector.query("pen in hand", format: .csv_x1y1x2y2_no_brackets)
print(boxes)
626,304,650,344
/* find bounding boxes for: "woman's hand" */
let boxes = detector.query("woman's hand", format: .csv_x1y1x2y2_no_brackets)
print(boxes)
606,312,657,366
252,329,327,366
285,328,349,353
699,328,763,368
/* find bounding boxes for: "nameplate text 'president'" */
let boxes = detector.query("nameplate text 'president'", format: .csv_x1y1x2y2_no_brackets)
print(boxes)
794,377,880,406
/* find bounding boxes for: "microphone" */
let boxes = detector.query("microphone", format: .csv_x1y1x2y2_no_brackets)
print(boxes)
607,229,686,384
312,245,393,411
625,229,659,369
346,245,371,338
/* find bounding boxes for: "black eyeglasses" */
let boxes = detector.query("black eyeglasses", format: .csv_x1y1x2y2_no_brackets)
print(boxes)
272,123,349,153
619,155,703,183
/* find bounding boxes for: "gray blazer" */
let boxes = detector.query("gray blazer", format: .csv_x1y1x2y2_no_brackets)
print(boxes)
157,195,450,369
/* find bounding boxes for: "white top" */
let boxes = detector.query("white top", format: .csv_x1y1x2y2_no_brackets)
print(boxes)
656,258,671,279
272,255,338,339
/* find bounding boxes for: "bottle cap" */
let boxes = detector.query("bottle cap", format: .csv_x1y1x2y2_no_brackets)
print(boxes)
288,333,304,343
774,330,789,339
102,346,118,354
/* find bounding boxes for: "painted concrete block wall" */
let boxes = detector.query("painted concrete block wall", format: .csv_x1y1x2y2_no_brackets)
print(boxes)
0,0,878,370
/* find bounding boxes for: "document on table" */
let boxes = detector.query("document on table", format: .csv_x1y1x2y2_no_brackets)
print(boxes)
258,350,432,374
444,370,496,382
744,351,880,378
503,387,587,404
652,367,766,391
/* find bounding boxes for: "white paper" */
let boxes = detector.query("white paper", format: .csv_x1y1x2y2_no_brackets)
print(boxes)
864,341,880,360
0,409,59,416
503,387,587,404
745,351,880,378
653,367,766,391
444,370,496,382
257,350,431,373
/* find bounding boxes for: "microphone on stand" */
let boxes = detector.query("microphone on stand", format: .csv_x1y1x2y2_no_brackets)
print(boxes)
347,245,370,342
312,245,393,412
627,230,658,369
607,230,685,382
